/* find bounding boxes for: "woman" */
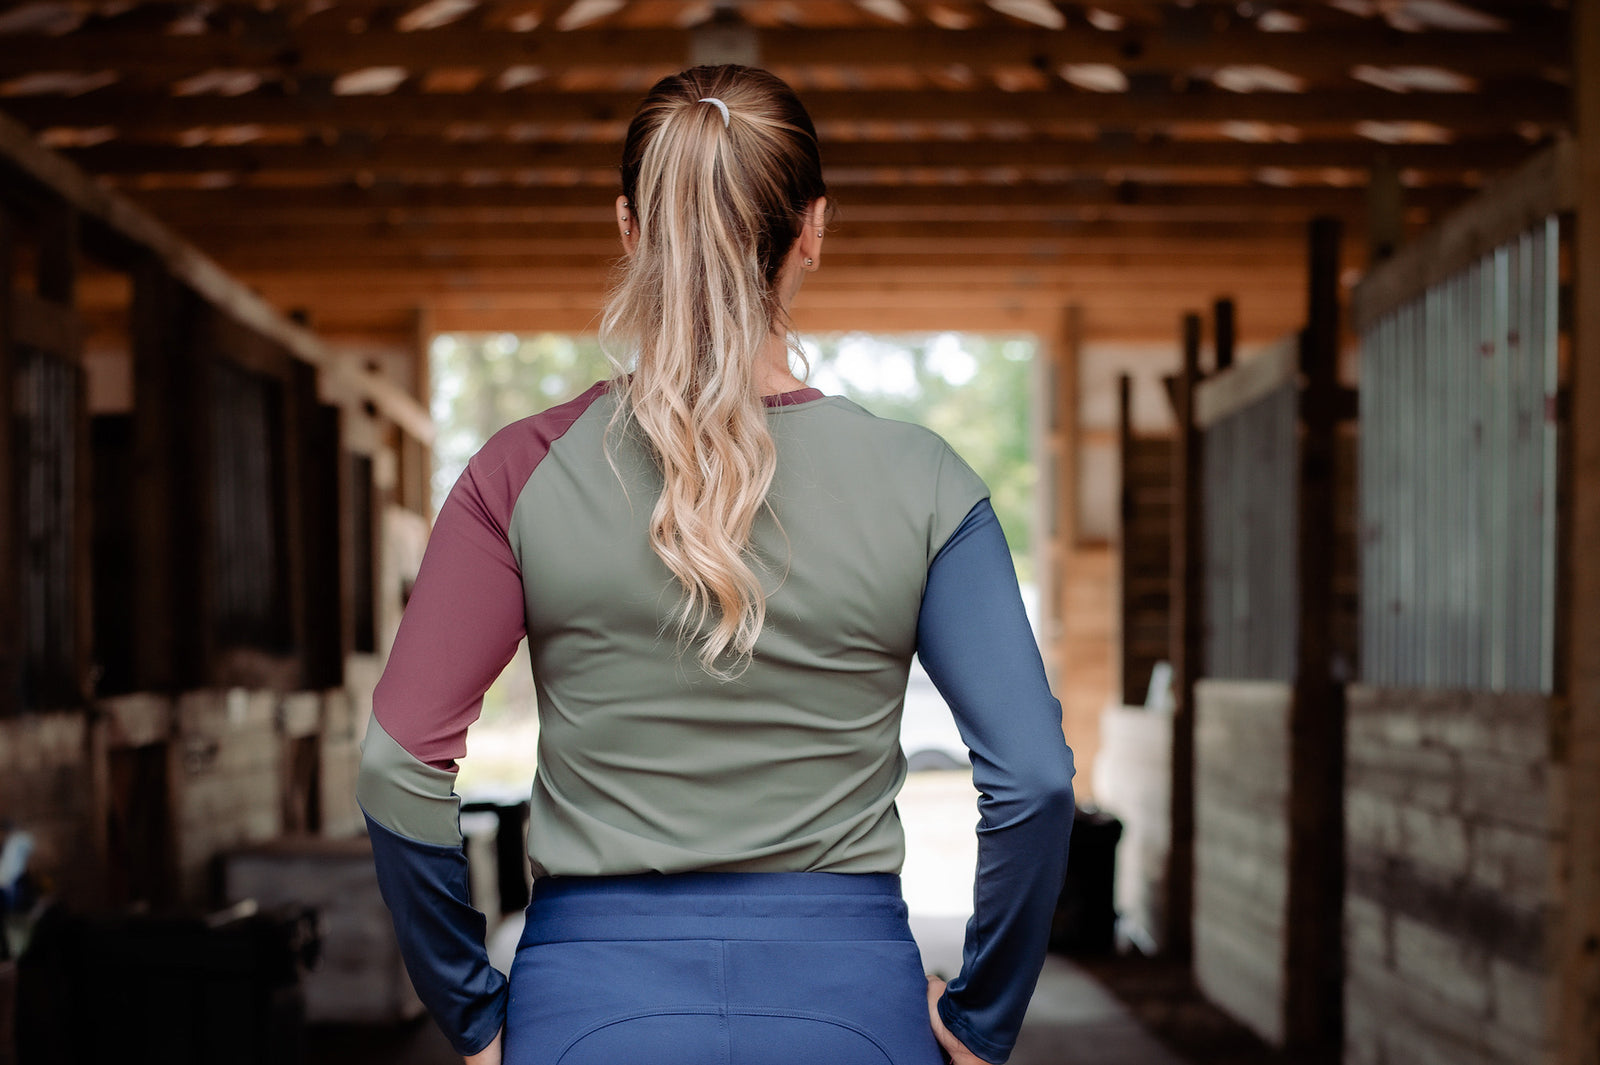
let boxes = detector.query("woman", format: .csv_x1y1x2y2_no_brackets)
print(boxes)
355,65,1075,1065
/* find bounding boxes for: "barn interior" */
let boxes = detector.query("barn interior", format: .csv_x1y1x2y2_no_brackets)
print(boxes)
0,1,1595,1063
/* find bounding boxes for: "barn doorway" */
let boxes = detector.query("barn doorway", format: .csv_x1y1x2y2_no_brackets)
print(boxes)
429,329,1042,973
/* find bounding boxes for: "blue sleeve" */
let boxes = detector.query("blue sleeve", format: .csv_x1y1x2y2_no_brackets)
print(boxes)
916,499,1077,1065
360,806,508,1056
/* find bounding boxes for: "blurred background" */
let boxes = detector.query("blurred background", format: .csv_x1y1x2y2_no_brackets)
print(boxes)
0,1,1593,1063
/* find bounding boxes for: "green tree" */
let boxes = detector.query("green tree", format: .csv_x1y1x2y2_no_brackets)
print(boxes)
430,331,612,504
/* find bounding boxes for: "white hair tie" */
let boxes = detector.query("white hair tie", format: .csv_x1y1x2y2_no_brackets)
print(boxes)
698,96,731,128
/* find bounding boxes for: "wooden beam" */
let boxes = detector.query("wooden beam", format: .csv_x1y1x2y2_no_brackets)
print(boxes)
1284,214,1343,1048
1213,297,1235,371
407,299,1311,341
1559,4,1600,1064
189,238,1340,270
10,290,84,361
1062,304,1083,551
1116,371,1135,702
60,134,1535,177
1167,309,1204,959
298,394,343,688
178,218,1345,243
0,207,16,713
124,181,1472,220
1,85,1567,134
200,276,1324,321
282,358,314,689
370,302,1313,343
34,199,77,305
1367,151,1404,264
158,261,1317,295
203,249,1337,275
1351,135,1578,330
1193,330,1299,428
0,106,433,440
129,255,199,690
0,26,1564,80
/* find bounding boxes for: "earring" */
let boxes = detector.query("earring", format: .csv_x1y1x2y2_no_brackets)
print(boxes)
816,230,822,237
804,257,814,267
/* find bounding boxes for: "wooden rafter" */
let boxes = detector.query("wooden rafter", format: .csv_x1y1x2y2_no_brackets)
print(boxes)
124,181,1471,219
62,134,1537,176
0,0,1565,345
0,26,1564,81
1,85,1567,134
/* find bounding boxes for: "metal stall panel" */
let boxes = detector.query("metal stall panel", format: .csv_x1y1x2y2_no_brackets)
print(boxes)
1357,218,1560,693
1201,382,1298,682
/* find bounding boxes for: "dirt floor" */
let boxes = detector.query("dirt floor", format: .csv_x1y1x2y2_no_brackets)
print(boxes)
1075,953,1342,1065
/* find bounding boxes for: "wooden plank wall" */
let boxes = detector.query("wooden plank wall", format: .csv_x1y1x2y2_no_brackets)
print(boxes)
1166,315,1203,956
1193,677,1295,1045
0,711,99,908
1344,686,1558,1065
1117,372,1172,707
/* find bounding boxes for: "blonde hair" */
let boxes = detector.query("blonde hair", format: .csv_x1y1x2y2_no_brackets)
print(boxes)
600,65,827,676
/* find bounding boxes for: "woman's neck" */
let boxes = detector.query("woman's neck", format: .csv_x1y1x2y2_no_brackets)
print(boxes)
754,331,807,396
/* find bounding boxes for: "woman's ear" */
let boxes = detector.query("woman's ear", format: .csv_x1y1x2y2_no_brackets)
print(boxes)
616,194,638,256
799,195,827,271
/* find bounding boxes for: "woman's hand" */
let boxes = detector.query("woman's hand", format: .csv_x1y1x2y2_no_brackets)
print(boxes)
464,1028,503,1065
926,977,992,1065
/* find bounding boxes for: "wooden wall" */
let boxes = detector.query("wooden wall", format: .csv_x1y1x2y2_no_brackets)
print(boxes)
0,712,98,908
1344,685,1560,1065
1118,415,1172,706
1192,678,1295,1045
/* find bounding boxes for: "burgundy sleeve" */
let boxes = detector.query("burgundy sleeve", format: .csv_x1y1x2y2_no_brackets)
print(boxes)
372,381,606,771
372,454,529,772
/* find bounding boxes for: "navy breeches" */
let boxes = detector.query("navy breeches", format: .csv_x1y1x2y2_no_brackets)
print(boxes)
504,871,947,1065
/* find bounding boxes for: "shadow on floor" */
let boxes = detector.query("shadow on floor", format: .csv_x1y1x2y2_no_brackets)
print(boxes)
1077,954,1341,1065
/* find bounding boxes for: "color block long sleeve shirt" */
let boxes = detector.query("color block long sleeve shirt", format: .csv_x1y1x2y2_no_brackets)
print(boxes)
355,382,1075,1061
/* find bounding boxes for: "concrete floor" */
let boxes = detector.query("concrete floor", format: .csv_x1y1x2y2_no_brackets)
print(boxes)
306,948,1187,1065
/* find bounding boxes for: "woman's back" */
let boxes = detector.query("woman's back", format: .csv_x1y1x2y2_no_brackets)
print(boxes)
395,381,989,877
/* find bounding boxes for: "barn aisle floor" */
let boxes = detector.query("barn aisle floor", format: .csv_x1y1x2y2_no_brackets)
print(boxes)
308,770,1192,1065
304,946,1190,1065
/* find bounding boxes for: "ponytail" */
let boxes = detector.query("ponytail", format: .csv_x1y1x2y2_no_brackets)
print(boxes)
600,65,827,677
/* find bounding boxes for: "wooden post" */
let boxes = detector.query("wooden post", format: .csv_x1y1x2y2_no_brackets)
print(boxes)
1560,3,1600,1061
1214,298,1235,372
282,357,313,688
36,202,93,705
410,306,436,517
1117,373,1134,704
1040,305,1082,681
1167,311,1203,959
295,357,345,691
131,257,206,690
1285,216,1345,1047
0,206,15,714
34,200,76,306
1367,151,1404,265
1059,304,1082,555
